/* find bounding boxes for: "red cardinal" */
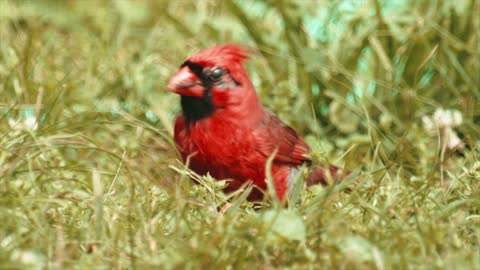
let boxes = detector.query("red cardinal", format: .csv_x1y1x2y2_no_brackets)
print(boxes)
168,44,342,201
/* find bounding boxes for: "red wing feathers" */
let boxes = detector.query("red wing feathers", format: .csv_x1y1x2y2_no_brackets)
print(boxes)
253,110,311,166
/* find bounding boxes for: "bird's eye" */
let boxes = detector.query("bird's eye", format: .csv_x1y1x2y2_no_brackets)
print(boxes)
209,67,224,81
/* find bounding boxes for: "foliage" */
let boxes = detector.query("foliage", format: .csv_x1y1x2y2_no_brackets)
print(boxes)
0,0,479,269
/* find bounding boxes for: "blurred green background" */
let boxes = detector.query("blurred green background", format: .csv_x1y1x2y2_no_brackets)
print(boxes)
1,0,479,269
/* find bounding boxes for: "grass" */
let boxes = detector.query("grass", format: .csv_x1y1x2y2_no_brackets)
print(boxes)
1,0,479,269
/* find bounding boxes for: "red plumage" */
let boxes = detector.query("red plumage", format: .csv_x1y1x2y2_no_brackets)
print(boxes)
168,44,342,201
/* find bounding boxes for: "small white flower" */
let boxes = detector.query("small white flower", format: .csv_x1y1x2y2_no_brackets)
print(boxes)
8,115,38,131
8,118,16,128
10,250,46,270
432,108,463,128
422,115,434,132
422,108,464,150
24,115,38,130
445,128,463,150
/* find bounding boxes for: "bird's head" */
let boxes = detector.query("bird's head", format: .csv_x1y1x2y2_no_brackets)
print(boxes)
167,44,260,122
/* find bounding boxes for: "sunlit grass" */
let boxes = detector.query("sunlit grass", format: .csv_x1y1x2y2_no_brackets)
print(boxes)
1,0,479,269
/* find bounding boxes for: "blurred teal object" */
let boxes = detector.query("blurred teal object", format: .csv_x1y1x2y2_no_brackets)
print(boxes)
419,69,434,88
145,111,159,123
23,108,35,117
304,0,370,42
303,0,409,102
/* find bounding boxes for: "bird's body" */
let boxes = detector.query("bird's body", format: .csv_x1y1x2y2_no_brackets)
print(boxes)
174,108,310,200
168,44,340,201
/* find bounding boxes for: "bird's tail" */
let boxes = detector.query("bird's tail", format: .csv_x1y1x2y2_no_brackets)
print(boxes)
306,164,346,186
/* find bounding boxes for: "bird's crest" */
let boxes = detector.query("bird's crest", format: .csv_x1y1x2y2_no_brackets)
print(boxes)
187,44,253,68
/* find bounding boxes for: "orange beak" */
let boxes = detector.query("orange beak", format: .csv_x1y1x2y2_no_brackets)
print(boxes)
167,66,205,97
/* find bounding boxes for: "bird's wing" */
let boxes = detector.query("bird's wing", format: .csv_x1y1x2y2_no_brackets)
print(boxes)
253,110,311,166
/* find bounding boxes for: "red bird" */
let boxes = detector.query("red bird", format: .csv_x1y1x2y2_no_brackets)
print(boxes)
168,44,341,201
